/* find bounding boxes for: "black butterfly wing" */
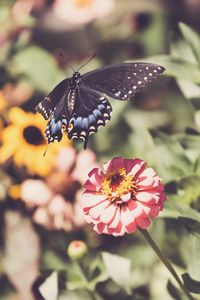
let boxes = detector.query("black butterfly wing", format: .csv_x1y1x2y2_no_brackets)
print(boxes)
44,97,68,144
36,79,70,144
67,85,112,149
81,63,165,100
36,78,70,120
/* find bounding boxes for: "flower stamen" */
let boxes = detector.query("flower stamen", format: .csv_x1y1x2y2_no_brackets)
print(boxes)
101,167,134,202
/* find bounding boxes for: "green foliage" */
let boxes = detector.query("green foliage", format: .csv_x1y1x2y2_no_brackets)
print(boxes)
8,46,65,93
2,1,200,299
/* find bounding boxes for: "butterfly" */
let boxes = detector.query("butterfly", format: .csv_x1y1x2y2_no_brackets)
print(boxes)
36,62,165,149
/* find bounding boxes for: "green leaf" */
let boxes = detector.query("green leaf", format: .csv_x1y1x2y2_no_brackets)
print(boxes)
177,175,200,204
102,252,132,294
153,132,192,181
87,256,109,291
39,272,58,300
9,46,64,93
178,217,200,236
182,273,200,294
179,23,200,65
127,127,155,166
66,262,88,291
176,79,200,99
187,236,200,281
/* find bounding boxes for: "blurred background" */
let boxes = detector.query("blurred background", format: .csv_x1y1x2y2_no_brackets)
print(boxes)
1,0,200,299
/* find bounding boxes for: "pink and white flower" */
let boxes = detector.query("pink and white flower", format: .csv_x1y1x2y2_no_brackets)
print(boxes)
52,0,115,25
81,157,166,236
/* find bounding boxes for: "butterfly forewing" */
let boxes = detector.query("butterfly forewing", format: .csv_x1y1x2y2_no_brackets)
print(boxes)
36,78,70,120
81,63,165,100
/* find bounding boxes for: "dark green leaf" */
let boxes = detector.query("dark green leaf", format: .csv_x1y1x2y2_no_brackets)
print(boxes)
182,273,200,294
167,280,182,300
178,217,200,235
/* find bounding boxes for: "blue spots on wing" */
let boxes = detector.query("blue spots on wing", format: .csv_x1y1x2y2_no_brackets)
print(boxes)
67,98,112,149
45,114,67,143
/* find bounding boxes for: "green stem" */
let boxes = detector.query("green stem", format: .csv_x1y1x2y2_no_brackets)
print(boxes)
73,260,102,300
139,229,195,300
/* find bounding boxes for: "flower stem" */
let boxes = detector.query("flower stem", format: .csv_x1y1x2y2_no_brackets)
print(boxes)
139,229,195,300
73,260,102,300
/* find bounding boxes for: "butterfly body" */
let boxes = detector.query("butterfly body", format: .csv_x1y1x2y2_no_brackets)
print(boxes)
36,62,165,149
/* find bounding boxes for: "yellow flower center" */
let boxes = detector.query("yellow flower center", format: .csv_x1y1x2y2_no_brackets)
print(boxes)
101,168,134,201
23,125,46,146
75,0,93,8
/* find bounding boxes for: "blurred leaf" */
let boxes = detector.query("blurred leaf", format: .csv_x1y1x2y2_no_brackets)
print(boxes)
127,127,155,165
39,272,58,300
179,23,200,65
42,250,68,271
172,203,200,222
187,236,200,282
59,290,103,300
102,252,132,294
153,132,192,181
3,211,40,300
177,175,200,204
66,262,88,291
182,273,200,294
170,39,197,65
124,109,170,130
178,217,200,237
176,79,200,99
87,256,108,291
9,46,64,93
167,280,182,300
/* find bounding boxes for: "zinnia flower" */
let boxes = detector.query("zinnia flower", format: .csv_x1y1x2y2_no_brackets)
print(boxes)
0,107,71,176
81,157,166,236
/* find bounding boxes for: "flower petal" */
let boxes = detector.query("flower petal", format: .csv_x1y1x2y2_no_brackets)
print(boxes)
136,216,151,229
129,159,146,177
81,194,108,211
120,193,131,202
89,200,109,219
103,157,125,172
100,204,117,223
135,192,153,203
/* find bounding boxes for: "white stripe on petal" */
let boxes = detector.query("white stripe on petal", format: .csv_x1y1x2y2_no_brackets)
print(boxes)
121,206,135,226
135,192,153,202
100,204,117,223
89,200,109,219
81,194,107,209
109,209,120,228
139,167,156,178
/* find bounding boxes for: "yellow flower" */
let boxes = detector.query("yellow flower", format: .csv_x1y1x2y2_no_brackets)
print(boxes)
0,91,7,111
0,107,71,176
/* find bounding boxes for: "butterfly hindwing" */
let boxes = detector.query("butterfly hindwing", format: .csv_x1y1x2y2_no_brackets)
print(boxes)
44,94,68,144
82,63,165,101
67,86,112,149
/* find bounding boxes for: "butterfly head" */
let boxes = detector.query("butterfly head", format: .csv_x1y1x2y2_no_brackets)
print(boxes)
70,72,81,89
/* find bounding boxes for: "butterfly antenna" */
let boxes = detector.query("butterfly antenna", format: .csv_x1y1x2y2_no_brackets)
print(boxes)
43,143,52,157
57,51,75,72
77,53,96,72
